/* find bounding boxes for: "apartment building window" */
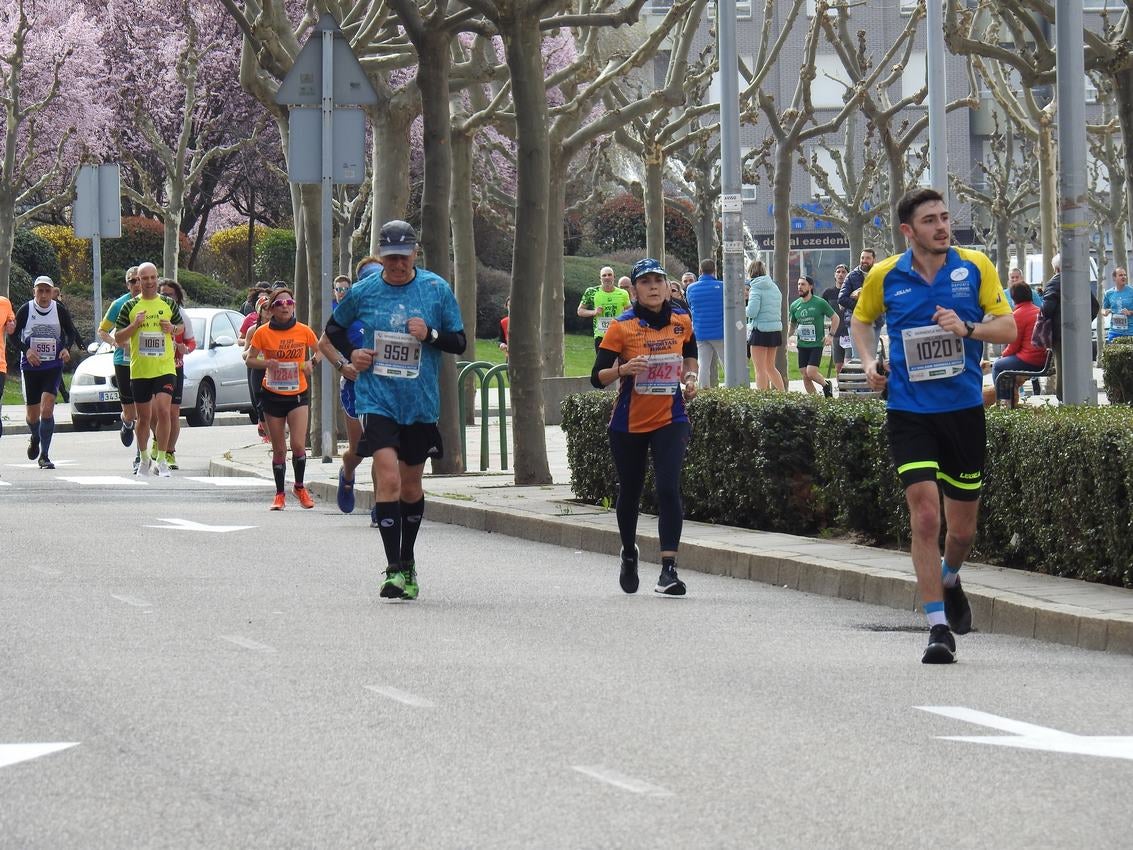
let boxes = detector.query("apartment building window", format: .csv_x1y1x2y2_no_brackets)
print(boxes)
709,0,752,21
810,54,852,110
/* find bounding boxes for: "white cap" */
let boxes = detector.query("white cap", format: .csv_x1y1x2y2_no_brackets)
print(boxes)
33,275,54,288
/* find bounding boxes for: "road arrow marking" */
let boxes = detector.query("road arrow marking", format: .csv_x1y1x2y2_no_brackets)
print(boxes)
918,706,1133,760
145,518,254,533
0,743,79,769
111,594,152,608
364,685,436,708
571,765,674,797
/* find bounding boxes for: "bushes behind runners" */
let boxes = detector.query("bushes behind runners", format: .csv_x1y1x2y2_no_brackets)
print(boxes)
1101,336,1133,404
561,390,1133,587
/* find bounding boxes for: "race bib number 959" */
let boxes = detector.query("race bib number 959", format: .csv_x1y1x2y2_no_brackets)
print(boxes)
373,331,421,379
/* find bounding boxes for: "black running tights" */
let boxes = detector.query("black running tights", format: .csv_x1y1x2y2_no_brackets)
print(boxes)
608,421,691,554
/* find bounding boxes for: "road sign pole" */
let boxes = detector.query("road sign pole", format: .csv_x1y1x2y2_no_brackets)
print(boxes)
320,26,335,461
92,232,103,333
719,0,746,387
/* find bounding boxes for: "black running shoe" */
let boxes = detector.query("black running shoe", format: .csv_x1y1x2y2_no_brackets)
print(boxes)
822,381,833,398
922,624,957,664
619,545,639,594
38,456,55,470
654,564,686,596
120,419,135,447
944,579,972,635
27,433,39,460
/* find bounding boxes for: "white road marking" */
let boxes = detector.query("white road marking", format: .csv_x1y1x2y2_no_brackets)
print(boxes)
27,565,61,577
571,765,674,797
0,743,79,769
363,685,436,708
57,476,148,486
0,480,10,486
917,706,1133,760
220,635,277,653
111,594,152,608
145,518,255,533
184,476,275,487
10,459,77,468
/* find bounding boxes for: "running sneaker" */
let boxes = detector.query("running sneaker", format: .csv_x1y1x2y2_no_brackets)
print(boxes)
270,492,286,511
156,459,171,478
370,504,380,528
922,624,957,664
822,381,833,399
37,456,55,470
379,568,407,599
27,433,39,460
655,563,687,596
293,485,315,509
136,452,151,476
402,564,419,600
337,468,355,513
120,419,135,447
944,579,972,635
619,545,640,594
132,454,141,475
166,452,178,471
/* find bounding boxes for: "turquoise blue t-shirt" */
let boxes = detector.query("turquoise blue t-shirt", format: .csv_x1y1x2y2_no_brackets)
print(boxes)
331,268,464,425
1103,287,1133,336
102,291,135,367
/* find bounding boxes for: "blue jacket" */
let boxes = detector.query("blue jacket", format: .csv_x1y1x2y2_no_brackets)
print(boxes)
685,274,724,340
746,275,783,332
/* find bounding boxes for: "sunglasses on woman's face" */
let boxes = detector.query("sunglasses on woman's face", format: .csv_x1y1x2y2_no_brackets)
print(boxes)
272,299,295,307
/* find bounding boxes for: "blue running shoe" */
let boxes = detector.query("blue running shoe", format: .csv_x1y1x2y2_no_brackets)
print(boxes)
337,468,355,513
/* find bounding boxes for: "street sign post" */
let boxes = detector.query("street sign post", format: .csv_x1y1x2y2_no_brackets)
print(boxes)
74,163,122,332
275,14,376,462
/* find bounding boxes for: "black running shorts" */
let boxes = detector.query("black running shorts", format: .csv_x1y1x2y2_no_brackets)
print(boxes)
22,367,63,402
260,388,310,418
886,405,986,502
131,374,176,404
114,363,136,405
797,346,824,370
357,414,443,466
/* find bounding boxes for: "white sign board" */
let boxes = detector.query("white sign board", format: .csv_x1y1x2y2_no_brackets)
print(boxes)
287,108,367,185
74,164,122,239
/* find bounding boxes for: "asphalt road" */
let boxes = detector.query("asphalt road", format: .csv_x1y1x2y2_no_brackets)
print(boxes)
2,423,1132,849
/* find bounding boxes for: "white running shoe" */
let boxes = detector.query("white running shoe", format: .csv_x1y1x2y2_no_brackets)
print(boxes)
156,459,171,478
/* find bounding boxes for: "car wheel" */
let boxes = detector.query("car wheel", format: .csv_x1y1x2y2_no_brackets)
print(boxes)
186,379,216,427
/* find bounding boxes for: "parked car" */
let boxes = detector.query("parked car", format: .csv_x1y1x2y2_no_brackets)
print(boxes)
70,307,253,430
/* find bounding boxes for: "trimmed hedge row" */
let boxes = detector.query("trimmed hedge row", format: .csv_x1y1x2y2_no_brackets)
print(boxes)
1101,336,1133,403
561,389,1133,587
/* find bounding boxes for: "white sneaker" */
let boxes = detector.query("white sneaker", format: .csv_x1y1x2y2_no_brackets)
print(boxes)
156,459,171,478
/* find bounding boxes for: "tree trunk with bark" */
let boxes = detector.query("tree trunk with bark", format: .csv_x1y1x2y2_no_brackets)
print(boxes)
772,144,794,378
500,8,551,485
541,156,567,377
450,126,479,423
369,107,414,254
1114,67,1133,271
0,187,15,300
1038,118,1057,281
643,140,666,262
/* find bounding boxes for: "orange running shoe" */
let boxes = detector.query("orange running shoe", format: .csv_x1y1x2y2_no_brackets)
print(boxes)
293,485,315,509
270,492,286,511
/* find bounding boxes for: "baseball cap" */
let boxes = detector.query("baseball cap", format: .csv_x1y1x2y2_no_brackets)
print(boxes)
33,275,54,289
630,258,667,283
255,280,272,291
377,220,417,256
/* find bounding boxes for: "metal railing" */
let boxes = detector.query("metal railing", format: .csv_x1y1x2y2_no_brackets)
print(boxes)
456,360,509,471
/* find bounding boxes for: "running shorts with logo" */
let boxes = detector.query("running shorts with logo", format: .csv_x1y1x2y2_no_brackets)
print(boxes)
357,414,443,465
887,406,985,501
132,374,176,404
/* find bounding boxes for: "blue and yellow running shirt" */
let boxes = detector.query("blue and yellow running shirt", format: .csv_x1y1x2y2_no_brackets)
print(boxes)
854,247,1011,413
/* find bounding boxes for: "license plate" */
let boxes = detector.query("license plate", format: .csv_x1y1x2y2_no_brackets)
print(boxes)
98,390,120,402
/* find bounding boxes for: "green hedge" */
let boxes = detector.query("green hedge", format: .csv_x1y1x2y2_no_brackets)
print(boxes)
561,389,1133,587
13,229,61,284
1101,336,1133,403
253,228,295,283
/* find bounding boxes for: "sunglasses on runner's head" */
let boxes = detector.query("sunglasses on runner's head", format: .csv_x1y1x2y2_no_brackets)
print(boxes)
272,298,295,307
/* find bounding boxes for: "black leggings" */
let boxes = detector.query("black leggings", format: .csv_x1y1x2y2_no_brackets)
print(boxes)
609,421,691,554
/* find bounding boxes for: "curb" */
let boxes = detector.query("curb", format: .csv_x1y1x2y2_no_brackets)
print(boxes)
208,455,1133,657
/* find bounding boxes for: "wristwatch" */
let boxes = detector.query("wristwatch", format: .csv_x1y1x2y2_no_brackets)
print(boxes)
963,320,976,338
428,327,439,344
336,358,347,371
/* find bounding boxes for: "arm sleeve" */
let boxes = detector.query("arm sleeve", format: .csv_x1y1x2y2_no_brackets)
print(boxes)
746,287,760,320
590,347,618,388
58,303,82,348
428,329,466,355
12,304,29,352
852,269,884,324
682,336,698,358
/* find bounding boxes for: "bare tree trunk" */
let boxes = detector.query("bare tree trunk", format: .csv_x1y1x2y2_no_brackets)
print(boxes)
245,185,256,287
772,145,794,379
451,128,479,423
541,159,566,378
501,10,551,485
846,216,864,264
1114,69,1133,271
643,142,666,262
1038,120,1057,280
995,217,1010,284
0,188,15,299
369,110,414,253
694,206,714,266
298,183,325,454
163,195,184,280
886,148,906,255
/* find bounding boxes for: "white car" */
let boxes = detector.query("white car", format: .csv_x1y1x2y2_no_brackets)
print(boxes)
70,307,253,429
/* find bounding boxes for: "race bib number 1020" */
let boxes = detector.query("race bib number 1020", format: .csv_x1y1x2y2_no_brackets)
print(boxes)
901,324,965,382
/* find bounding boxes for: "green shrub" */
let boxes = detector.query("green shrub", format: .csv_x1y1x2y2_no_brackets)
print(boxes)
1101,336,1133,403
253,228,295,283
586,193,700,270
9,264,32,304
562,389,1133,587
177,269,241,308
13,229,61,284
100,216,191,272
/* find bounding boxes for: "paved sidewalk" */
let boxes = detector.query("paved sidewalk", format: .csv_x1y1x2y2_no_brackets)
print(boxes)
210,422,1133,658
